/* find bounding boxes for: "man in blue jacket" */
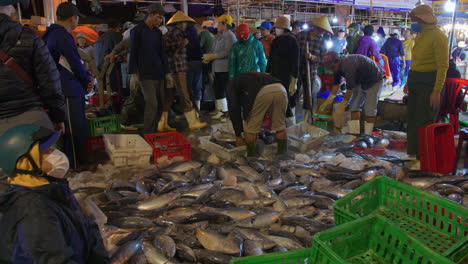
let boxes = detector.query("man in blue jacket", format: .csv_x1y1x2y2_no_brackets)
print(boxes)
43,2,92,170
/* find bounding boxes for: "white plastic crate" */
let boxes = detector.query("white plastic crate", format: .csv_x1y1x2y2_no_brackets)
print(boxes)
103,134,153,167
199,136,246,161
286,122,329,153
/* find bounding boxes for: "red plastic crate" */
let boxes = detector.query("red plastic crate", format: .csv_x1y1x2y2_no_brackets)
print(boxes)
388,140,407,150
261,114,272,130
319,74,335,85
144,132,191,163
88,95,121,105
353,146,386,156
85,136,105,152
418,123,456,174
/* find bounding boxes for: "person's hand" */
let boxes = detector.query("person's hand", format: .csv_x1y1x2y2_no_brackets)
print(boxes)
105,53,115,61
403,83,409,94
182,38,189,46
332,101,347,128
236,136,245,147
319,94,336,112
378,59,385,67
86,77,95,93
430,91,441,109
165,74,174,88
402,61,406,71
202,53,217,64
54,122,65,134
289,76,297,96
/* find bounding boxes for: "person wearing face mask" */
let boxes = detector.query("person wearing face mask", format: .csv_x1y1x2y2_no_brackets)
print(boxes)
297,16,332,110
257,21,275,59
354,25,382,62
267,16,299,125
43,2,93,171
228,24,267,80
202,14,237,121
404,5,449,163
163,11,207,131
380,29,405,87
345,23,362,54
0,124,109,263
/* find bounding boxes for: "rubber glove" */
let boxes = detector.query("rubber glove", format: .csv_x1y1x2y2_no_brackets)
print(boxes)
202,53,217,64
165,74,174,88
378,59,385,67
332,100,348,128
289,76,297,96
319,94,336,112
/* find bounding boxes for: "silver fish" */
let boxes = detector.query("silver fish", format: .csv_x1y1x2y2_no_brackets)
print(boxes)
136,192,180,210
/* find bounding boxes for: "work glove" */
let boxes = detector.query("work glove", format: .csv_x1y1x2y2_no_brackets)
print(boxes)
379,59,385,67
288,76,297,96
319,94,336,112
202,53,217,64
165,74,174,88
332,100,348,128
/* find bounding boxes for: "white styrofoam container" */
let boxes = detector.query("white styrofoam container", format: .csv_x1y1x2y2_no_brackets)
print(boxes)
103,134,152,167
286,122,329,153
199,136,246,161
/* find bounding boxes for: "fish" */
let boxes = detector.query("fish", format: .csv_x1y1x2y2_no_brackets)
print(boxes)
244,240,264,256
281,216,334,234
175,243,196,262
433,183,465,196
162,161,202,173
196,228,241,254
142,241,175,264
200,206,256,221
111,238,143,264
193,249,233,264
153,235,176,258
266,235,303,250
136,192,180,210
109,217,154,229
235,212,281,228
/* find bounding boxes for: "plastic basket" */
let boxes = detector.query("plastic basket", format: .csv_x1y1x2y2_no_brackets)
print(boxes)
88,94,121,105
230,248,310,264
333,176,468,263
310,215,455,264
286,123,329,153
103,134,152,167
320,74,335,85
85,136,105,152
144,132,191,163
353,146,386,156
199,136,245,161
88,115,121,137
388,140,407,150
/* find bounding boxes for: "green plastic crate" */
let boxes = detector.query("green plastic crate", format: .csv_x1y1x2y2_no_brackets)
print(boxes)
310,215,456,264
230,248,310,264
88,115,121,137
333,176,468,263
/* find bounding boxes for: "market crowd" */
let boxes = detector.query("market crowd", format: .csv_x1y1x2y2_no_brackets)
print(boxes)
0,0,462,261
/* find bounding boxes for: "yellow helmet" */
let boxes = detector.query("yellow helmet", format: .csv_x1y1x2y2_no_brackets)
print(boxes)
216,14,234,26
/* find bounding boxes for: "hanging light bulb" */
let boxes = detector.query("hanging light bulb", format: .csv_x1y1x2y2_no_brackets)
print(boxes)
332,17,338,23
445,1,456,12
302,23,309,30
326,40,333,49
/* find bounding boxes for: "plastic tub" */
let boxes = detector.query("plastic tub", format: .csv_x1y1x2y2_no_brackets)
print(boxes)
103,134,152,167
144,132,191,163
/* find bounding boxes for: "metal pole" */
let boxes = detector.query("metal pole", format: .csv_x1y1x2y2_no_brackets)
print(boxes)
236,0,240,25
405,12,408,28
448,0,458,53
181,0,188,14
17,3,22,24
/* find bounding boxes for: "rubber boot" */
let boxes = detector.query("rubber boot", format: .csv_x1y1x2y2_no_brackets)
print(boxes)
347,120,360,135
158,112,176,132
246,141,258,157
184,109,207,130
276,138,288,155
364,122,374,135
212,98,227,120
195,100,201,111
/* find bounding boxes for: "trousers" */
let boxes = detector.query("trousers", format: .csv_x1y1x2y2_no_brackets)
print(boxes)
187,61,203,101
388,56,402,87
64,96,88,169
0,108,54,135
407,70,438,157
213,72,229,99
140,80,165,134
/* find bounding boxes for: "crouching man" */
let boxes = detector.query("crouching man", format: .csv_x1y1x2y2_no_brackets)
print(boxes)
227,72,288,157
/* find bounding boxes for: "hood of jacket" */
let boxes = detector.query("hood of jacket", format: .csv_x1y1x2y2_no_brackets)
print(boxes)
0,14,22,51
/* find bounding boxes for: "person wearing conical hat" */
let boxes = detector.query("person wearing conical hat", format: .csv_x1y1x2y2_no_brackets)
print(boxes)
267,15,299,125
164,10,207,130
297,16,332,110
404,4,448,163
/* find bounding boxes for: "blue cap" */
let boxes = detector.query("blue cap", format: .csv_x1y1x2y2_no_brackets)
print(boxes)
377,27,385,36
257,21,272,30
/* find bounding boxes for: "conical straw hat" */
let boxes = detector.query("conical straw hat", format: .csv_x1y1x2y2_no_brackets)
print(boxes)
167,11,196,25
274,16,291,30
309,16,333,34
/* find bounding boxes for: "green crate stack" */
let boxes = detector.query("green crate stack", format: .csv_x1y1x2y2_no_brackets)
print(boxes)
229,248,310,264
88,115,121,137
309,215,455,264
333,176,468,263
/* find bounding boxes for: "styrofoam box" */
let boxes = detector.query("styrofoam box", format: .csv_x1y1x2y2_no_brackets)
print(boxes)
286,122,329,153
103,134,152,167
199,136,246,161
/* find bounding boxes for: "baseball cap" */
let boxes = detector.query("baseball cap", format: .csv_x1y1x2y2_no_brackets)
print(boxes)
147,4,165,15
56,2,84,19
257,21,272,30
236,24,250,40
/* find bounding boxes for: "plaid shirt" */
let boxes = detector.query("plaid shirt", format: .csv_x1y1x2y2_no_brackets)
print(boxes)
164,27,187,73
297,31,327,74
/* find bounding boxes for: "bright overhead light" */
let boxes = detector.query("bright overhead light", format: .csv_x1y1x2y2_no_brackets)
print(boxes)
302,24,309,30
445,1,456,12
332,17,338,23
326,40,333,49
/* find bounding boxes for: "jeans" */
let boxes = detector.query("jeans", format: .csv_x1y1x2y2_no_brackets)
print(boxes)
140,80,164,134
187,61,203,101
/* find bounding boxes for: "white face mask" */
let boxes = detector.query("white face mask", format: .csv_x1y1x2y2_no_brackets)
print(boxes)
42,149,69,178
275,28,285,36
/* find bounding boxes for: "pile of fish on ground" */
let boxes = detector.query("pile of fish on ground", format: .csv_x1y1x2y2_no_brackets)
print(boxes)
70,135,468,264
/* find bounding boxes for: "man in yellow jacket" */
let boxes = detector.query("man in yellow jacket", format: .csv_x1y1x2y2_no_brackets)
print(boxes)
404,5,449,162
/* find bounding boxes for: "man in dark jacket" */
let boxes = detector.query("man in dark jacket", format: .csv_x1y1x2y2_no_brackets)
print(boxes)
186,24,203,111
43,2,91,170
0,124,108,263
227,72,288,157
267,15,299,124
94,22,122,70
0,1,65,135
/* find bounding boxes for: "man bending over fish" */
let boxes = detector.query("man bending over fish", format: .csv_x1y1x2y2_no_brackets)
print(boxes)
227,72,288,157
